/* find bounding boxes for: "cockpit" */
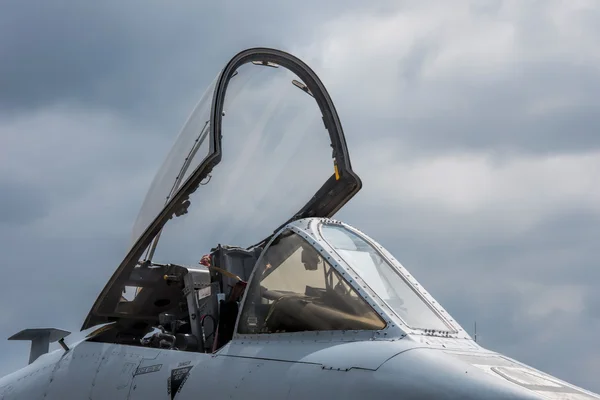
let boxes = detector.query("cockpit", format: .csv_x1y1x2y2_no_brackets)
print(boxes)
82,48,467,354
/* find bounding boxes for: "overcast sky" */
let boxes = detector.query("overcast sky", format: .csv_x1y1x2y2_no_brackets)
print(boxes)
1,0,599,393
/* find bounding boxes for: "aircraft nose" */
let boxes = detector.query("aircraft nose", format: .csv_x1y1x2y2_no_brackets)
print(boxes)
374,348,543,400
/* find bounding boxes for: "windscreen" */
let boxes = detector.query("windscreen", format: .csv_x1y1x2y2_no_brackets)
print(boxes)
146,62,336,267
320,224,453,332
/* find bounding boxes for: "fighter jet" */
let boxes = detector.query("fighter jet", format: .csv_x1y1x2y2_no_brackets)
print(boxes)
1,47,598,400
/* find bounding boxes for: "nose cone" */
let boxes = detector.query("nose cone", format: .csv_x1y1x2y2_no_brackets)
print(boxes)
374,348,542,400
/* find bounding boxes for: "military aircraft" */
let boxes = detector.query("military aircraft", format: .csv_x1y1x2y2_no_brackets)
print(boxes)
1,47,598,400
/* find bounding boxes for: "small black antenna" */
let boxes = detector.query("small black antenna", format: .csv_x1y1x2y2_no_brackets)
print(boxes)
58,338,70,352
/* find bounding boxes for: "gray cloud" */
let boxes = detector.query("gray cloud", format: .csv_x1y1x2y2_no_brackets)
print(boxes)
1,0,599,395
0,0,396,126
299,1,600,156
0,177,48,225
585,290,600,320
322,54,600,156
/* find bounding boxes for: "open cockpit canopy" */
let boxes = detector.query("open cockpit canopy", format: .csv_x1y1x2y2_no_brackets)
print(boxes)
82,48,362,331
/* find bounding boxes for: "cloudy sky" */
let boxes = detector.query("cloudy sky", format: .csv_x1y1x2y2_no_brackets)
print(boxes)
1,0,599,393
